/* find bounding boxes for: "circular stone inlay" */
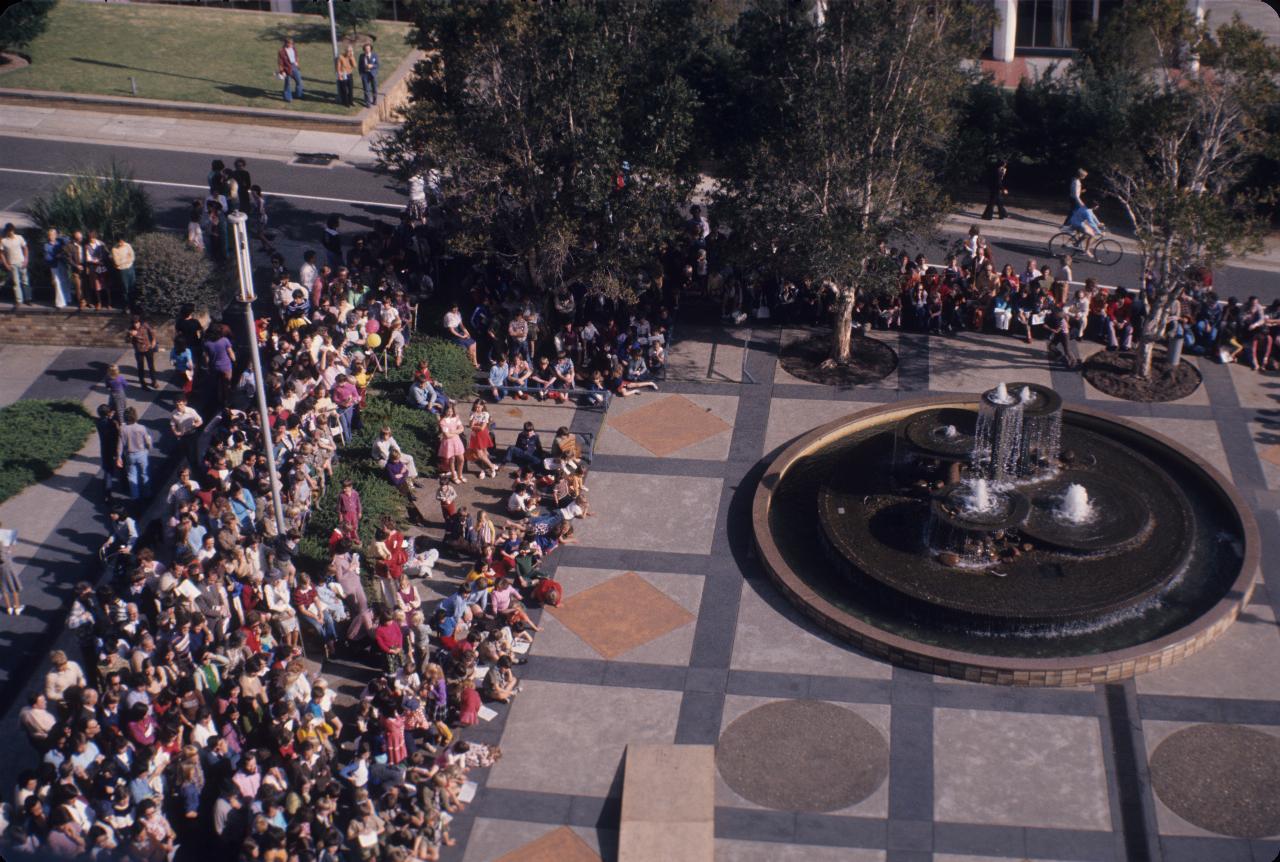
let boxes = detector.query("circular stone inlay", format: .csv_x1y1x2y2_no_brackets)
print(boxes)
716,700,888,812
1150,724,1280,838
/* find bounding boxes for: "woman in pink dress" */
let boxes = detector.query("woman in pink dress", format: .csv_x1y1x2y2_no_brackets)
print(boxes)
381,706,408,765
437,404,466,484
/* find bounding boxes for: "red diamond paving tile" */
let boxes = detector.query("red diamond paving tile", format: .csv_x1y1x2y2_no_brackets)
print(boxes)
549,572,696,660
605,394,731,457
493,826,601,862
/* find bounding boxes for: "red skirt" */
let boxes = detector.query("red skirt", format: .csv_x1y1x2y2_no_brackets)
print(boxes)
466,426,493,458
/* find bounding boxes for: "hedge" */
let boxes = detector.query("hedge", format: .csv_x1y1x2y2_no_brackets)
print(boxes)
0,399,94,504
132,232,226,320
295,337,474,572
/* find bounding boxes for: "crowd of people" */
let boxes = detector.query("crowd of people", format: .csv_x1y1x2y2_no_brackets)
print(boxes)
5,155,672,862
3,222,137,312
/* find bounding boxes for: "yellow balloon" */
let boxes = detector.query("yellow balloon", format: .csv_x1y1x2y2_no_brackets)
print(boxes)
366,333,382,349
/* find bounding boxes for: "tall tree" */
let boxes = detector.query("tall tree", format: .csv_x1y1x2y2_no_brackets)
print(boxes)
377,0,707,300
1072,2,1280,377
714,0,990,365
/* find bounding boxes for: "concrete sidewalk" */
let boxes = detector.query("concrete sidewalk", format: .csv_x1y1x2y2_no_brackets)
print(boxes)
0,104,386,166
947,200,1280,274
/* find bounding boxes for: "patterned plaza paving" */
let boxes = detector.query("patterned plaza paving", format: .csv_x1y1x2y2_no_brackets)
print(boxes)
444,325,1280,862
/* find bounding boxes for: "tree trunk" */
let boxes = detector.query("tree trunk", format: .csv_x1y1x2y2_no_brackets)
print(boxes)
828,287,857,365
1134,339,1156,379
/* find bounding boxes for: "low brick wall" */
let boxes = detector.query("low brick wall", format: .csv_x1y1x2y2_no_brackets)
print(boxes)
0,306,175,349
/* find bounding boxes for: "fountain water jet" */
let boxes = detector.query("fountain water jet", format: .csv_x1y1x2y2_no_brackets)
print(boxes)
1057,484,1094,525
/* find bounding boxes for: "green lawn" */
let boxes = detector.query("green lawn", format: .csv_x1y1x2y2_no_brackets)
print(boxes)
0,399,94,505
0,1,413,115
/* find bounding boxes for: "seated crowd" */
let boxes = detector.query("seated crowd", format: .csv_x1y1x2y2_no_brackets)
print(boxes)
6,166,633,862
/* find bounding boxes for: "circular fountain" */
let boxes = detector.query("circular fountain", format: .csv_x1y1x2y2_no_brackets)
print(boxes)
754,383,1258,686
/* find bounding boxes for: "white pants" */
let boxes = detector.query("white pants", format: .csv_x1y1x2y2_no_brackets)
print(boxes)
404,548,439,579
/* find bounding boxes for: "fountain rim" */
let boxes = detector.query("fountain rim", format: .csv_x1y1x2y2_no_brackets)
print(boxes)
752,394,1260,685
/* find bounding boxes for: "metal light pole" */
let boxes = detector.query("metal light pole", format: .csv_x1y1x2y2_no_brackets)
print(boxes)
228,212,288,539
327,0,340,60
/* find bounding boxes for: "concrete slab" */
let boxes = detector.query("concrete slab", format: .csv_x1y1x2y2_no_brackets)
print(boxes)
1221,364,1280,409
571,472,723,555
618,822,713,862
715,695,890,819
535,567,702,665
730,579,893,680
464,821,602,862
663,324,751,384
600,393,736,459
929,331,1053,395
621,744,715,824
933,707,1112,831
763,397,880,456
486,681,682,797
714,842,883,862
1135,605,1280,701
1126,416,1230,479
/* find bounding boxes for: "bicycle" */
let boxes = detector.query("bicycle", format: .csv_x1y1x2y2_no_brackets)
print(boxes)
1047,228,1123,266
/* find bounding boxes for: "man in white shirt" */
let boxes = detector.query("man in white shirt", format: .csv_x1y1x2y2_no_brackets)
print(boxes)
44,650,86,704
170,396,204,469
298,251,318,293
1,223,31,305
371,426,417,478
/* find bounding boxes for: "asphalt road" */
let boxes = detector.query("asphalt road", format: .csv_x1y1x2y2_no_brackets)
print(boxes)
0,136,1276,302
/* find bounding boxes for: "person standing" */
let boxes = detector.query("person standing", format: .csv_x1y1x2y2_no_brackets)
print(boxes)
126,314,159,390
1,223,30,307
96,404,120,503
116,407,154,502
278,37,304,103
981,159,1009,221
43,228,70,308
232,159,252,213
358,42,379,108
113,237,137,309
0,524,23,616
85,229,109,309
64,229,87,309
336,45,356,108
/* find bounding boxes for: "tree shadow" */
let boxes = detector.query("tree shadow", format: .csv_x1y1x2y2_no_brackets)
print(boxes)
257,20,335,45
69,56,244,91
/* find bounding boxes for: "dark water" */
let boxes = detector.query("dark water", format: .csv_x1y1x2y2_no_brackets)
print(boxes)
768,414,1248,659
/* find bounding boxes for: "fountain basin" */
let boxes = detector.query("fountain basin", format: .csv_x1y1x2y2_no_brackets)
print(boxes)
754,397,1258,686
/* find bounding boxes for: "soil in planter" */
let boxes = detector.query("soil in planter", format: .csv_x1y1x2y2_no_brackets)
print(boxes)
1082,346,1202,402
779,330,898,387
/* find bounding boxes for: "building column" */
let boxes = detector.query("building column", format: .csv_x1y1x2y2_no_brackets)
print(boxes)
993,0,1017,62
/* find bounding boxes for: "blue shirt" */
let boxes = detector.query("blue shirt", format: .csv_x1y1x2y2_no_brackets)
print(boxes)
44,237,66,267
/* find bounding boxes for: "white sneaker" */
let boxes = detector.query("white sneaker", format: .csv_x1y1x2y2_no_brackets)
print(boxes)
14,605,25,615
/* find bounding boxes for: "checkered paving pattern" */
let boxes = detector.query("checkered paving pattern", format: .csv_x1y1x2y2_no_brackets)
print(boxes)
430,327,1280,862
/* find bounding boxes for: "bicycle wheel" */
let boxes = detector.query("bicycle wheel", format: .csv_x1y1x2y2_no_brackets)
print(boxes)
1047,232,1077,260
1091,239,1123,266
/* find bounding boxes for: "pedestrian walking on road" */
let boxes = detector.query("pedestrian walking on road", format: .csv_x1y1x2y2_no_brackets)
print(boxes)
358,42,379,107
278,37,304,103
95,404,120,503
337,44,357,108
980,159,1009,221
1,223,31,307
0,524,23,616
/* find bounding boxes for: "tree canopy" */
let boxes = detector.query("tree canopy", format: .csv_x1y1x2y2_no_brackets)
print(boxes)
377,0,713,299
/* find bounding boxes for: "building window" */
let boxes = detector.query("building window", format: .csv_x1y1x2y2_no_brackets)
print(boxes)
1015,0,1119,52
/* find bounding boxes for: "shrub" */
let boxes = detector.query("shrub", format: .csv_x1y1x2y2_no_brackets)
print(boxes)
132,232,225,319
28,162,153,243
307,0,379,36
0,400,94,504
0,0,55,54
297,337,467,573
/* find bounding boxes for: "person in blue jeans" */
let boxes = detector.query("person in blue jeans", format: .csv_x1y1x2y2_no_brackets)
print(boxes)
358,43,379,108
277,37,304,103
115,407,154,501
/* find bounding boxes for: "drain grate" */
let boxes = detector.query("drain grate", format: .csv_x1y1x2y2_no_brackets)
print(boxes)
292,152,338,167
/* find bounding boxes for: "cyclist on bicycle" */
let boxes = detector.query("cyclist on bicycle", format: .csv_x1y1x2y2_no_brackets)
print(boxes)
1067,204,1106,260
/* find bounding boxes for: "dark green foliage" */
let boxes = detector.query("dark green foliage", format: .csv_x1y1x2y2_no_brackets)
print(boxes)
0,399,93,504
296,338,470,573
0,0,55,54
305,0,379,35
132,232,225,320
28,163,153,243
377,0,711,299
